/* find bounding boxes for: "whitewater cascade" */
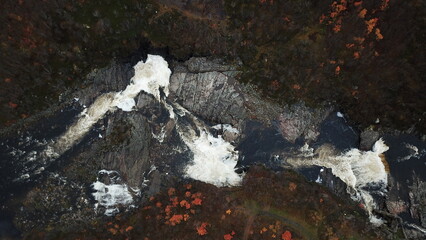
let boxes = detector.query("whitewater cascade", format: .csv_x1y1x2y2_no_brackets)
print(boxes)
13,54,389,222
287,139,389,225
16,55,241,191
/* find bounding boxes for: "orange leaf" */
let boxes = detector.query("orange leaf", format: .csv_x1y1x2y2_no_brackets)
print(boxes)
170,197,179,207
180,200,191,209
192,198,202,205
333,23,341,33
358,8,367,18
125,226,134,232
8,102,18,108
168,188,176,196
191,192,202,199
353,37,365,44
292,84,301,90
335,66,341,75
353,51,360,59
197,222,208,236
354,1,362,7
365,18,378,34
375,28,383,40
224,234,233,240
168,214,184,225
288,182,297,191
345,43,355,48
282,230,292,240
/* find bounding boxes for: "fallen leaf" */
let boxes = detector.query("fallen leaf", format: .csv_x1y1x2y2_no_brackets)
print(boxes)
282,230,292,240
353,51,360,59
365,18,378,34
333,23,341,33
180,200,191,209
288,182,297,191
170,197,179,207
226,209,232,215
345,43,355,48
168,188,176,196
168,214,184,226
8,102,18,108
292,84,301,90
358,8,367,18
224,234,233,240
354,1,362,7
375,28,383,40
335,66,341,75
185,191,191,198
192,198,202,206
197,222,208,236
108,228,117,235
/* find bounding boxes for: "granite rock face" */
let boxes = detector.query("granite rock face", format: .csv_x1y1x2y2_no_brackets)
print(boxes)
277,102,332,143
74,61,134,106
99,112,152,187
169,58,246,127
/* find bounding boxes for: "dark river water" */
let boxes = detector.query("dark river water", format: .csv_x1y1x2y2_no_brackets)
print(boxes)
0,96,425,239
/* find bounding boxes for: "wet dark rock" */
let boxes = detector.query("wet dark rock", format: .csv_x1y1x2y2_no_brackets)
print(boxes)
360,129,380,150
1,54,425,239
75,61,134,106
169,67,245,126
408,177,426,228
100,112,151,187
170,58,331,141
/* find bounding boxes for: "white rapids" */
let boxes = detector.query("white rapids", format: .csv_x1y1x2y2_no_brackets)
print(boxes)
11,54,395,223
16,55,172,181
287,139,390,225
18,54,241,189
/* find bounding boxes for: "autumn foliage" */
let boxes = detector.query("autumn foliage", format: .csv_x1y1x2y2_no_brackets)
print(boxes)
282,230,292,240
197,222,209,236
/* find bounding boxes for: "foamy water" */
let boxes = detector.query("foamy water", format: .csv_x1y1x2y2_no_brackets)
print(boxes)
15,55,171,181
92,170,139,216
13,54,241,215
177,117,242,187
287,139,389,225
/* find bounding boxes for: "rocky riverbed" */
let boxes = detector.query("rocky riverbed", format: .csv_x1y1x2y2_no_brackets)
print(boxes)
0,56,425,239
1,0,425,239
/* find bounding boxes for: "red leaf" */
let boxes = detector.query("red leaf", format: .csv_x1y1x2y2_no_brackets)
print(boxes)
8,102,18,108
224,234,233,240
197,222,208,236
282,230,292,240
192,198,202,206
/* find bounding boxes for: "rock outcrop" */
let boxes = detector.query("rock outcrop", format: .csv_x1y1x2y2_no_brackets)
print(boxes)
1,56,425,239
